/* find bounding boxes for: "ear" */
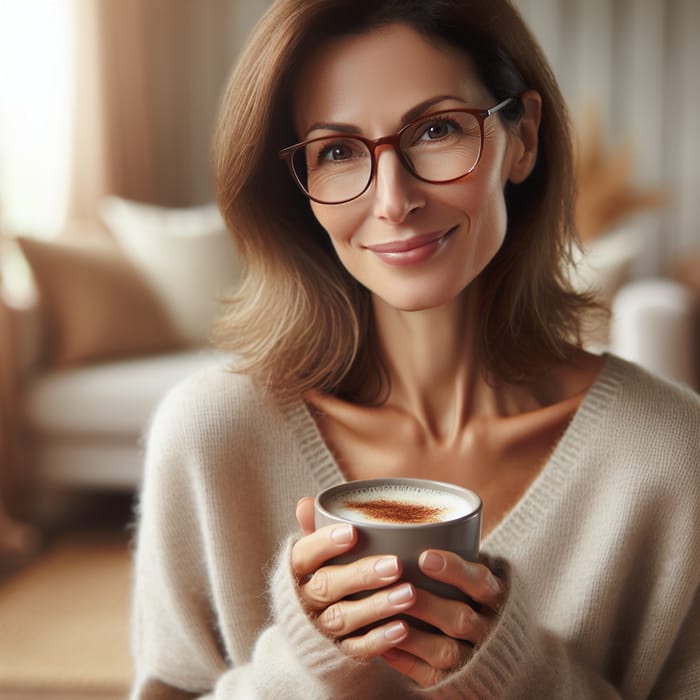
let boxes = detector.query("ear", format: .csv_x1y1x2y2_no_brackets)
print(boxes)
507,90,542,184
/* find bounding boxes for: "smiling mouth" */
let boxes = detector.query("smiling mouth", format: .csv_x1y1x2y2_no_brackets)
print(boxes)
365,227,457,254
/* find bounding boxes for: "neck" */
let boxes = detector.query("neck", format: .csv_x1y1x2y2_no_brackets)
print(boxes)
373,289,508,441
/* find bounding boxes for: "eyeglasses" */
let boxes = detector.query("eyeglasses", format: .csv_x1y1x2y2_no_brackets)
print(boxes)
279,97,516,205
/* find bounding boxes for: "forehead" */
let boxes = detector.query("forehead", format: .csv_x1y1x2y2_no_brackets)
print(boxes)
293,22,490,136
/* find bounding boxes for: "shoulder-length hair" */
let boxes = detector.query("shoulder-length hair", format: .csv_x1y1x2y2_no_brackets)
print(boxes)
212,0,596,403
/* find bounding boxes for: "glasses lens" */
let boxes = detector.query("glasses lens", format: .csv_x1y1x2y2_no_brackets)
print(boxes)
400,111,482,182
292,137,371,204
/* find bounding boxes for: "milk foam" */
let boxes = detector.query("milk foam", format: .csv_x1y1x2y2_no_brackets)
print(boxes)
325,484,473,524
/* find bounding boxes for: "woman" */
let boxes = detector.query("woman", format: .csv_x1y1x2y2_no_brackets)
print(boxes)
131,1,700,698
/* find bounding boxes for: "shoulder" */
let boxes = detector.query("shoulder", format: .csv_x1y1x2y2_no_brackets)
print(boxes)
145,359,287,459
591,354,700,492
603,354,700,433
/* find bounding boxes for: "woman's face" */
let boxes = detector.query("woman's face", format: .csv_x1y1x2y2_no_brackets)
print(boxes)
293,23,539,312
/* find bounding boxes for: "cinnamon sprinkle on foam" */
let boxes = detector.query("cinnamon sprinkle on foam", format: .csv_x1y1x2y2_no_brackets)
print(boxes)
343,498,445,524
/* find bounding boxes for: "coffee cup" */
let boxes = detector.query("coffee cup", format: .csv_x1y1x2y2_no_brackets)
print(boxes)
314,477,481,601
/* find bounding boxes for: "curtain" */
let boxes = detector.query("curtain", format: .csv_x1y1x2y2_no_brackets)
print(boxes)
513,0,700,273
68,0,271,222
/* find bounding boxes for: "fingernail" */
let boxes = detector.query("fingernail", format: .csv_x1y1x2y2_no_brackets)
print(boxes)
420,551,444,572
374,556,399,579
330,524,354,545
384,621,407,642
388,583,414,605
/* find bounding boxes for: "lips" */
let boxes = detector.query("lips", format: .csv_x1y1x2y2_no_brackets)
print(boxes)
364,227,456,266
365,229,453,254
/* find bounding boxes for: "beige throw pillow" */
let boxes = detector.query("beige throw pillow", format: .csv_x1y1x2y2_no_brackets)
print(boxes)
99,197,241,345
17,237,180,367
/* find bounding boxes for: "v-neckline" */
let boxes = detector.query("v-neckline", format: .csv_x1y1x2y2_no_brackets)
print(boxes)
282,353,625,549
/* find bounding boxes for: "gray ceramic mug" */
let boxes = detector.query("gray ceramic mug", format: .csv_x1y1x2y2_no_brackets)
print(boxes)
314,477,482,602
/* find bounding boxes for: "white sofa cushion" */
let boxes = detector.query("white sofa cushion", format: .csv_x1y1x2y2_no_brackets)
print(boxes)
99,197,242,346
24,348,224,437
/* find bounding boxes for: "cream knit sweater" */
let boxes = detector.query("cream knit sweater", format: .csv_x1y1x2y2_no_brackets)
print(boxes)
130,355,700,699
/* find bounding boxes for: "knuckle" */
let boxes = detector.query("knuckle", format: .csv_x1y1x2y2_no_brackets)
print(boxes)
452,605,477,639
437,638,462,670
317,603,345,635
307,570,332,603
369,590,386,617
365,629,385,660
346,629,375,662
354,561,374,588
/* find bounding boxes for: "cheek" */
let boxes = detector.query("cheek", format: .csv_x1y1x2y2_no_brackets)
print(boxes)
310,202,363,250
448,168,508,237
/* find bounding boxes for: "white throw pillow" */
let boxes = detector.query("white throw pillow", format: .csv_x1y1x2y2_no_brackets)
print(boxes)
99,196,241,345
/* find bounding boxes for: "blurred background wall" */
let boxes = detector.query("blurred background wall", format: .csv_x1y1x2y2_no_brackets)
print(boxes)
516,0,700,274
0,0,271,243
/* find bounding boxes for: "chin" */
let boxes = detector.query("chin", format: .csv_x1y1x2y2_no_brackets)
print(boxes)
374,286,466,313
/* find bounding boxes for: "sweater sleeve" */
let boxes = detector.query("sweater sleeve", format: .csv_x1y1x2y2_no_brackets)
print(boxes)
130,372,395,700
210,536,404,700
416,562,700,700
416,563,624,699
132,523,399,700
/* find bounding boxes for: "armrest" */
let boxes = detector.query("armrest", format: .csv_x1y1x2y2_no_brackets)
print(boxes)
609,278,698,389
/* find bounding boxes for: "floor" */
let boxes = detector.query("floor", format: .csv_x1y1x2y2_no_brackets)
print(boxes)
0,693,125,700
0,492,135,700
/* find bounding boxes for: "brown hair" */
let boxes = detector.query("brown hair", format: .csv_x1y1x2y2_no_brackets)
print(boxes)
212,0,596,402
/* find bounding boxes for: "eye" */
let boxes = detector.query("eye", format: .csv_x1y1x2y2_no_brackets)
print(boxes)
420,119,456,141
319,144,352,161
315,139,365,164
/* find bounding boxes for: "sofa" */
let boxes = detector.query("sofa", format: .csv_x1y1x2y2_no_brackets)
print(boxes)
2,198,239,497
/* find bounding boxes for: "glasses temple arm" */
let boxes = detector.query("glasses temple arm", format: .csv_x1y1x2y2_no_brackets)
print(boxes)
486,97,517,116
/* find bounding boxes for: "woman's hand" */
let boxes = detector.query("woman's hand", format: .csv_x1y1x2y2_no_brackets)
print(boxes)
291,497,417,660
381,549,504,687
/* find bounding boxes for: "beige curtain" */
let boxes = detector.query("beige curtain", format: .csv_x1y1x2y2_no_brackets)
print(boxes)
68,0,270,222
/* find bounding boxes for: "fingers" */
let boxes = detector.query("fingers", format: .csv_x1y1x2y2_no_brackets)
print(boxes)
339,619,410,661
404,589,491,644
382,630,473,688
296,497,316,536
291,523,357,580
314,581,416,638
419,550,503,611
377,551,505,687
299,554,404,612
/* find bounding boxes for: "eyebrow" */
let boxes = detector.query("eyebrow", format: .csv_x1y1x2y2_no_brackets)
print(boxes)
303,94,469,138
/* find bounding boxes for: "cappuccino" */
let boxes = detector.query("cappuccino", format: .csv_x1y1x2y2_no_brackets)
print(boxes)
324,483,474,525
315,478,482,603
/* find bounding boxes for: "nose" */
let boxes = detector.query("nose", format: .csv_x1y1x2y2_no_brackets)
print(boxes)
371,144,425,223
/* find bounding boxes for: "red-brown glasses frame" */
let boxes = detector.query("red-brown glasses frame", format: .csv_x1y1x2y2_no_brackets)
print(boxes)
278,97,516,205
